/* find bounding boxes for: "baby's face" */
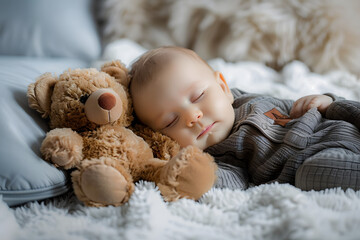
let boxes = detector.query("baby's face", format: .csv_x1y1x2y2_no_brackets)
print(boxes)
133,56,235,150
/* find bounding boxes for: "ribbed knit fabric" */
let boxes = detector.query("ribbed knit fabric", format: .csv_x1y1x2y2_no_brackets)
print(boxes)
206,89,360,191
326,99,360,130
215,162,249,190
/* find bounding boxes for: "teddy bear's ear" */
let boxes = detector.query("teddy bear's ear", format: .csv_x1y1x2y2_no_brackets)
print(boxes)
27,72,58,118
101,60,129,88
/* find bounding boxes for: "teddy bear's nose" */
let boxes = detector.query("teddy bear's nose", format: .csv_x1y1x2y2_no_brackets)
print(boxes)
98,92,116,110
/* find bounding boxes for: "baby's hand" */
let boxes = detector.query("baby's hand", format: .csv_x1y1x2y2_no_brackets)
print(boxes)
290,94,333,119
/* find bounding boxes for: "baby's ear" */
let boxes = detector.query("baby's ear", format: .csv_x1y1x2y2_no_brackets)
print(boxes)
27,73,58,118
101,60,129,88
215,71,234,103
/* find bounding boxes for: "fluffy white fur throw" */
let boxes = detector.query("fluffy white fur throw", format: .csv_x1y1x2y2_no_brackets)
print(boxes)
101,0,360,76
2,182,360,240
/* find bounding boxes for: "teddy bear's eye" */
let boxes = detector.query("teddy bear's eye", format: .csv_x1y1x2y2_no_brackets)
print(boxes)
79,94,89,104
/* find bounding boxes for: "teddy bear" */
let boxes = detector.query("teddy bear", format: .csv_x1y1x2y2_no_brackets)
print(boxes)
27,60,217,207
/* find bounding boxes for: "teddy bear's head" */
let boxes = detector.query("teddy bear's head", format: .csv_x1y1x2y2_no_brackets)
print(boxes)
28,61,132,131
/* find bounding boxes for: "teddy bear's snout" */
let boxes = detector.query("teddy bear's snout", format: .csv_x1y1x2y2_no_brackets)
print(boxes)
84,88,123,125
98,92,116,110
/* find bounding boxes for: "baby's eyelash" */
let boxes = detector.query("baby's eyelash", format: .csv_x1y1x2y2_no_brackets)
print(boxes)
165,116,178,128
192,91,204,102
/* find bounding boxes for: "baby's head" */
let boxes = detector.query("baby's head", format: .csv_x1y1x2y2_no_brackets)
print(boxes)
130,46,235,150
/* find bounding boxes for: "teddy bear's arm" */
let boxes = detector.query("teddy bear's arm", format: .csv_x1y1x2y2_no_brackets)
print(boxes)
41,128,83,169
155,146,217,202
129,157,168,182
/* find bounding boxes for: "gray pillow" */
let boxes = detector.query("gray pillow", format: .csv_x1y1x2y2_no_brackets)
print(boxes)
0,0,101,61
0,56,89,206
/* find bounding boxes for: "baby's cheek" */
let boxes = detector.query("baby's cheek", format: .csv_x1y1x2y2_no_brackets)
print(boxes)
165,128,187,146
210,97,229,114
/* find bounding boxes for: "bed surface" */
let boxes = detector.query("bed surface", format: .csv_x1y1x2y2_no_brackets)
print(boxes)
0,56,89,206
1,41,360,240
1,0,360,238
1,39,360,208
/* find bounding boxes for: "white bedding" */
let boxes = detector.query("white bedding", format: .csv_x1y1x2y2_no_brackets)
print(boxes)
98,39,360,101
2,182,360,240
1,39,360,240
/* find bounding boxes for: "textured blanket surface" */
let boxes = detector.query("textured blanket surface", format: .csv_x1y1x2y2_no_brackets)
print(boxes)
1,182,360,240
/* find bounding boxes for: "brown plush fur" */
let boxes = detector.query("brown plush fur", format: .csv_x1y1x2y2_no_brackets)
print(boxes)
27,60,217,207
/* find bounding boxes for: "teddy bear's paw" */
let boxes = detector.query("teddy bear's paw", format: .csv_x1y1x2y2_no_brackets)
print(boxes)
41,128,83,169
71,157,135,207
158,146,217,202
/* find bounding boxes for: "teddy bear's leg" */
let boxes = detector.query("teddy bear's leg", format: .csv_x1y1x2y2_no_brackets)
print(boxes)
41,128,83,169
156,146,217,202
71,157,135,207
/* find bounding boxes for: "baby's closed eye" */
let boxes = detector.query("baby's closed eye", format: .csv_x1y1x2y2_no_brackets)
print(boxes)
164,116,179,129
191,91,205,103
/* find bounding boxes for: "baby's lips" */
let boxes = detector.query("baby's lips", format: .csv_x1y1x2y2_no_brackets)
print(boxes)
197,122,216,139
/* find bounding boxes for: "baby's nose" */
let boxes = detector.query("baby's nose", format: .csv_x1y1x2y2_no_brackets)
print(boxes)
187,111,203,127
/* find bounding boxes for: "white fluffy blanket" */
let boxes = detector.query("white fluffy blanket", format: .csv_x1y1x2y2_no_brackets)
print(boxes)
2,182,360,240
1,39,360,240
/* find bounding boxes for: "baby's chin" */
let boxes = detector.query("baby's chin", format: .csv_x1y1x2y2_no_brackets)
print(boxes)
196,132,229,150
177,126,232,150
179,140,209,151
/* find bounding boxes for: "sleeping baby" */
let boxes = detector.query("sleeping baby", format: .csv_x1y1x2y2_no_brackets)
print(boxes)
129,46,360,191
